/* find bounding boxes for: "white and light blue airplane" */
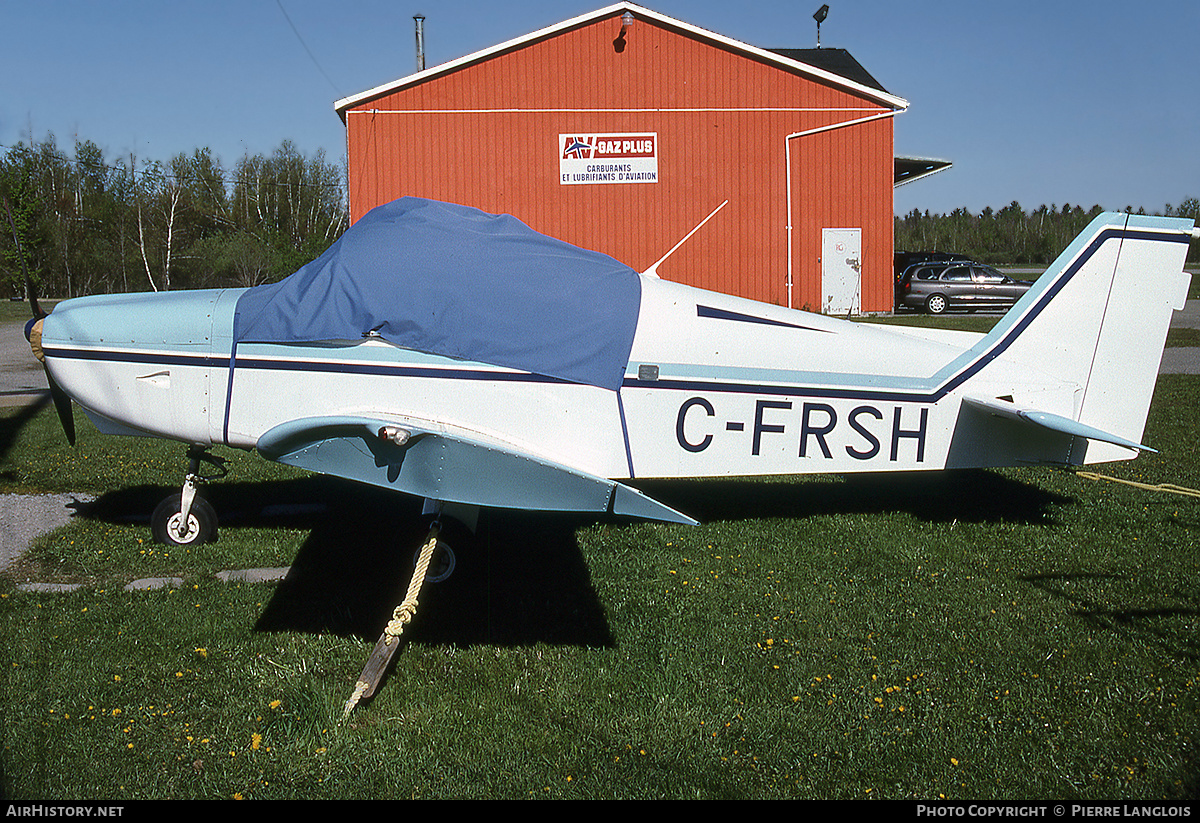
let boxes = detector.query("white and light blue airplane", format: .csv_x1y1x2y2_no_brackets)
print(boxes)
23,197,1199,553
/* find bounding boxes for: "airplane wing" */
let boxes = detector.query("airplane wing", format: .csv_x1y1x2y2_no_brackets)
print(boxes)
960,395,1154,454
255,415,698,525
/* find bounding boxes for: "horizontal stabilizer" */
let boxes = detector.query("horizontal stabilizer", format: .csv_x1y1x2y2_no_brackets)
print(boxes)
610,483,698,524
256,415,697,525
961,395,1154,454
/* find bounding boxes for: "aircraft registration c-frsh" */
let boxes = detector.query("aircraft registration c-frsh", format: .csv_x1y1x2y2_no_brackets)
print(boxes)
23,197,1200,550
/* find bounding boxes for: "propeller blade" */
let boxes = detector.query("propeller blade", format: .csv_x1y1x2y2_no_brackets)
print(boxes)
24,316,75,445
7,198,74,446
46,370,76,446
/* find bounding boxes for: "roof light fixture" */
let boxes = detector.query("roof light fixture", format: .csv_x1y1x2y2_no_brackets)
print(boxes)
813,4,829,48
614,11,634,53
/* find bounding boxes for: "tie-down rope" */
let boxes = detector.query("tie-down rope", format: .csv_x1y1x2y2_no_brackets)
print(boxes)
1077,471,1200,499
342,522,441,718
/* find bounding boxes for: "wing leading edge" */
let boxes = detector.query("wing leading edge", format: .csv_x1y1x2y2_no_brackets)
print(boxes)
256,415,697,526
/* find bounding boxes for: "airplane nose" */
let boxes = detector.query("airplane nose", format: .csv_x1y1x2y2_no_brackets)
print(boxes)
37,289,227,446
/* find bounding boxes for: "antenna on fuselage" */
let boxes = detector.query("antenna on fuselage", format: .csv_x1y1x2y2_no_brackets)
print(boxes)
642,199,729,278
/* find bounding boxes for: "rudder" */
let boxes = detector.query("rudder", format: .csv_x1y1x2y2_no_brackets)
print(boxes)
985,212,1193,462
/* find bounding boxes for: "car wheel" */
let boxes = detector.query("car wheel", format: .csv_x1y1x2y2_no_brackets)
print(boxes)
151,495,218,546
925,294,948,315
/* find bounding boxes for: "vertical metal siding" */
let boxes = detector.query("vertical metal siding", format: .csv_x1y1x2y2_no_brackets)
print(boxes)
344,13,897,310
786,115,894,312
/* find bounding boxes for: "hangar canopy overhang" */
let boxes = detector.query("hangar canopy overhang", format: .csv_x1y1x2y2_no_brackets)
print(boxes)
894,157,953,188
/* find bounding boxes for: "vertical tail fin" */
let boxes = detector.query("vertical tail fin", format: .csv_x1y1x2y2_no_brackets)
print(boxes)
984,212,1193,462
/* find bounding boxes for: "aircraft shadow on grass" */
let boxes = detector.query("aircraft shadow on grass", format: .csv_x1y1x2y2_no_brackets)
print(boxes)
0,393,50,471
70,467,1075,648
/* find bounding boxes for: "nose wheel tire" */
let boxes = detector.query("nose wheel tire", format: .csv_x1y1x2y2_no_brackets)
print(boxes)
415,538,456,583
152,495,218,546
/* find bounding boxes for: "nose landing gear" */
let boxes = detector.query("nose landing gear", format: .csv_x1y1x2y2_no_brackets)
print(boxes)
150,445,227,546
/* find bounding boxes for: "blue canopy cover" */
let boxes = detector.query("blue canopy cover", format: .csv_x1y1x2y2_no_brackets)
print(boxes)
232,198,643,391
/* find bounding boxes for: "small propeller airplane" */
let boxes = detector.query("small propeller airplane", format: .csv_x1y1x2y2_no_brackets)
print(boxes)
16,196,1200,555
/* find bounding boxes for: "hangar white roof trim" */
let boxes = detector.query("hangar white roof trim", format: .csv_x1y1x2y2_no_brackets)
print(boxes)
333,2,910,117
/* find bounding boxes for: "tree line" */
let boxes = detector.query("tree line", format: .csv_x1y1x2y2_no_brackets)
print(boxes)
1,133,347,301
3,132,1196,302
896,199,1200,266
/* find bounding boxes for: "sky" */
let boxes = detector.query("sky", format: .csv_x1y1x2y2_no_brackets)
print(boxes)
3,0,1198,216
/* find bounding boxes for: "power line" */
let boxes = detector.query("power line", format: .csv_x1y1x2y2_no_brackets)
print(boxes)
275,0,343,96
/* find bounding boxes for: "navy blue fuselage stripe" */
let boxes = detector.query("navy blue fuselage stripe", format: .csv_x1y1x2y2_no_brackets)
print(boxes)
630,227,1185,401
223,341,241,446
231,357,573,384
932,226,1184,399
40,348,227,368
697,304,829,332
616,390,636,478
41,347,571,385
42,226,1189,419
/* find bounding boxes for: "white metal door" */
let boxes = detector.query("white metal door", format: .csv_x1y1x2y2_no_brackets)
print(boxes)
821,228,862,315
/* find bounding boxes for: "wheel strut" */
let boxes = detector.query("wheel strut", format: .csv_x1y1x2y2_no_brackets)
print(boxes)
151,445,227,546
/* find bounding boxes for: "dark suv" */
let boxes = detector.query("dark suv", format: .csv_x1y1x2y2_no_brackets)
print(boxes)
896,262,1033,314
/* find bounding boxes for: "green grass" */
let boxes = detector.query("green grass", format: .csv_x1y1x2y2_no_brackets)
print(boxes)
3,381,1200,799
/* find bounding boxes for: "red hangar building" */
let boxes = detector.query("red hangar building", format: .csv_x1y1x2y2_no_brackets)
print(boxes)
335,3,941,315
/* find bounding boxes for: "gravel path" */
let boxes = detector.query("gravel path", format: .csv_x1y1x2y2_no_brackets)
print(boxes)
0,493,94,572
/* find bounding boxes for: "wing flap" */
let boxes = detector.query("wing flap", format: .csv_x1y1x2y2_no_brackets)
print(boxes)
256,415,697,525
